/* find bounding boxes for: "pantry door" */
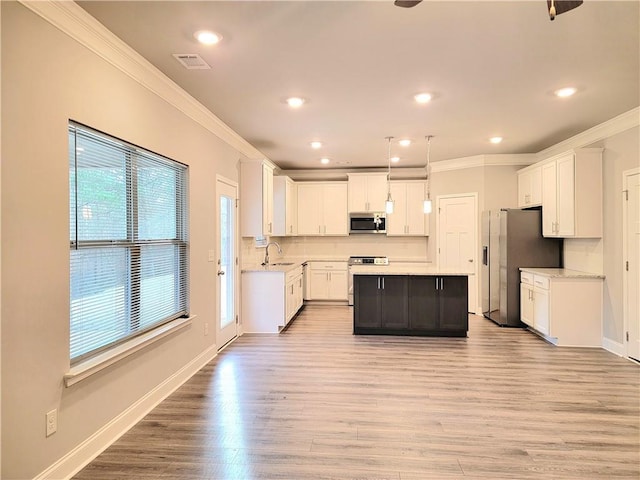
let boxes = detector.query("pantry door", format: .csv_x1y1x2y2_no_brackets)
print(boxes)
216,176,239,350
624,169,640,361
437,193,478,313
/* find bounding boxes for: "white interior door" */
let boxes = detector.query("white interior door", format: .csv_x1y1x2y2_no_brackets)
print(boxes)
624,170,640,361
216,177,239,349
438,194,478,313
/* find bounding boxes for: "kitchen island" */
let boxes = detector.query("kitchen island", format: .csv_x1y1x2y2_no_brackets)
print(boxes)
352,264,470,337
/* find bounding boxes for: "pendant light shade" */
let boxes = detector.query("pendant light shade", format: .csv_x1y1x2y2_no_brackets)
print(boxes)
424,135,434,215
385,136,394,214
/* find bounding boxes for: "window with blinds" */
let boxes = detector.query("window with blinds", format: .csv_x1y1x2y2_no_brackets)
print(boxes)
69,122,189,364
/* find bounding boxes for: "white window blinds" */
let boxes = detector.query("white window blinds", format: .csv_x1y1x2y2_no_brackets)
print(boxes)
69,122,189,364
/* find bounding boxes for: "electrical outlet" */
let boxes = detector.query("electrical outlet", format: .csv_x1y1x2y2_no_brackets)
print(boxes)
46,409,57,437
204,322,209,336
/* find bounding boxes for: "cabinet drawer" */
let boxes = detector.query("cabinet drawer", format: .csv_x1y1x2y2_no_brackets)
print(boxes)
285,266,303,283
533,275,550,290
309,261,346,271
520,271,534,285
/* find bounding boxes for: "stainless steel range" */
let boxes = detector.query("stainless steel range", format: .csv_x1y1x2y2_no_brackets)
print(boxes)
347,256,389,306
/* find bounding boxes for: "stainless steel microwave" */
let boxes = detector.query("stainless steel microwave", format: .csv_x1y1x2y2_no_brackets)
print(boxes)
349,212,386,234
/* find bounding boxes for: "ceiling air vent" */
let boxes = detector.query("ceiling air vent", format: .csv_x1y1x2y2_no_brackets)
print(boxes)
172,54,211,70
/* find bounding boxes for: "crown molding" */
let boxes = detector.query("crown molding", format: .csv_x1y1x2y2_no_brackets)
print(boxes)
536,107,639,160
430,154,536,173
18,0,266,160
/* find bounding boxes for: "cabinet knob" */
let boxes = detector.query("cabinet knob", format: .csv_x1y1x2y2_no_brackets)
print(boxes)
217,270,225,276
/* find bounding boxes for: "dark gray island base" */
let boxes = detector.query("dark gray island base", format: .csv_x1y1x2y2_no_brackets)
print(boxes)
353,274,468,337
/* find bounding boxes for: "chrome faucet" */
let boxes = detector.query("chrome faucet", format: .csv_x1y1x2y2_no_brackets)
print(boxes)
263,241,282,265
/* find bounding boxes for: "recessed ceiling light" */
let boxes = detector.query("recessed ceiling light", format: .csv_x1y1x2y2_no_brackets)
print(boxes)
489,136,503,144
414,93,432,104
554,87,577,98
398,139,411,147
194,30,222,45
320,158,330,165
286,97,305,108
391,156,400,163
310,141,323,149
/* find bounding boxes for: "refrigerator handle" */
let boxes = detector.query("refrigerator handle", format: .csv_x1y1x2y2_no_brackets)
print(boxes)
482,246,488,266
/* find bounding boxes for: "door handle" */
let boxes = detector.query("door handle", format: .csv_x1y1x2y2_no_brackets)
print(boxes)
217,270,225,276
435,277,439,290
381,277,385,289
440,278,444,290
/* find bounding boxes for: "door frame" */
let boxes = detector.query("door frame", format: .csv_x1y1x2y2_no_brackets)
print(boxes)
436,192,479,314
623,167,639,360
215,175,240,349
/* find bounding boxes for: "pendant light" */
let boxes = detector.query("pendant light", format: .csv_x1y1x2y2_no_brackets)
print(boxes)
385,136,394,214
424,135,433,214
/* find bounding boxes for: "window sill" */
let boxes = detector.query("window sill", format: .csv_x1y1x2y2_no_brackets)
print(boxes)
64,315,195,387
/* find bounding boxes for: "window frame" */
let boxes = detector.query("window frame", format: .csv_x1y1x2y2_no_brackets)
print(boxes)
69,121,189,365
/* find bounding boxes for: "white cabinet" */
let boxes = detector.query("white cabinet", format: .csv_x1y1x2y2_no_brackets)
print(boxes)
348,173,388,212
241,265,304,333
520,269,603,346
517,165,542,208
307,261,348,300
240,160,275,237
541,148,603,238
386,181,429,236
273,176,297,236
285,267,304,322
520,272,534,328
297,182,348,236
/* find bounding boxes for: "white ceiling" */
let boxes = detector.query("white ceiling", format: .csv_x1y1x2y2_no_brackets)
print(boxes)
77,1,639,170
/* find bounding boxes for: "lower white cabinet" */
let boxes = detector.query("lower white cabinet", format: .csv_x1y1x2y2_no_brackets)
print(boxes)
520,269,603,346
242,265,304,333
307,261,348,300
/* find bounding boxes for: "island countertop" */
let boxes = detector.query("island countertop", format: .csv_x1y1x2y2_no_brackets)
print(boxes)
351,262,473,276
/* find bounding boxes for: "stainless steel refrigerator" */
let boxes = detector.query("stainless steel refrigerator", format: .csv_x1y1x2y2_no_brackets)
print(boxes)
481,209,562,327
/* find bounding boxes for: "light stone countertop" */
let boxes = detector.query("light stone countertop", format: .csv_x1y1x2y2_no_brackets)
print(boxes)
519,267,605,279
351,262,473,276
241,261,306,273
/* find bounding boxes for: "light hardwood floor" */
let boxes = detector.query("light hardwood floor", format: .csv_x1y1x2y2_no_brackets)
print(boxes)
73,306,640,479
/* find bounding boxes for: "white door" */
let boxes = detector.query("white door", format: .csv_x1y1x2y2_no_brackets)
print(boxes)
438,194,477,313
625,170,640,361
216,177,239,349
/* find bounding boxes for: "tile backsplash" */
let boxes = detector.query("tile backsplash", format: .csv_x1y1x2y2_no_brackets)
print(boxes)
242,235,430,265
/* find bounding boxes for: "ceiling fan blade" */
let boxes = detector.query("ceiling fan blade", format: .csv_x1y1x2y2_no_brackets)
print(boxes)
394,0,423,8
547,0,583,20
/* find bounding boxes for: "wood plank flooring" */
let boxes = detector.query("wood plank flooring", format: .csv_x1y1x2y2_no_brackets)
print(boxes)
73,306,640,479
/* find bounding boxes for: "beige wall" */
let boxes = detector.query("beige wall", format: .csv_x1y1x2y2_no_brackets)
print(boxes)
593,127,639,343
1,3,244,478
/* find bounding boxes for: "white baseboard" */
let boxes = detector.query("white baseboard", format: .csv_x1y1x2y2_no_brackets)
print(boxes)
602,336,625,357
34,344,218,480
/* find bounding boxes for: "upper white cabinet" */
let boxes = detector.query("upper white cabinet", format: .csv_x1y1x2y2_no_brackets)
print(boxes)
517,165,542,208
297,182,348,236
386,181,429,236
348,173,388,212
273,176,297,236
541,148,603,238
240,159,275,237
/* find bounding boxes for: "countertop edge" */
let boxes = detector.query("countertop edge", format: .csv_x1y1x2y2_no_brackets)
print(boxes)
519,267,605,279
